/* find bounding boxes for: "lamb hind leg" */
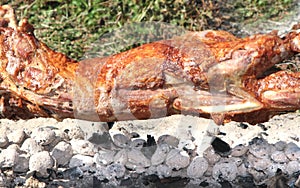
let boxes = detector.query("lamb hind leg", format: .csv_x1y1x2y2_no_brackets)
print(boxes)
256,71,300,110
171,85,263,125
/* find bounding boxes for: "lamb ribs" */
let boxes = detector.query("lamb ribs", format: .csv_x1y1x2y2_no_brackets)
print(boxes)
0,5,299,124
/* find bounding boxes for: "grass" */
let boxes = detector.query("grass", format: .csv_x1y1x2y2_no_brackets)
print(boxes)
1,0,296,60
233,0,294,22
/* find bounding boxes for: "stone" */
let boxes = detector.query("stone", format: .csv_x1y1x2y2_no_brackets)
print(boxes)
247,167,268,183
187,157,209,178
237,163,248,177
126,149,151,169
114,149,128,165
270,151,289,163
0,171,7,187
151,143,170,165
156,164,172,178
274,141,286,151
212,162,238,181
14,154,29,173
88,132,114,149
203,146,221,165
70,139,96,156
284,144,300,161
231,144,249,157
171,167,188,178
69,154,94,171
220,157,243,167
286,161,300,174
14,176,26,186
0,133,8,148
31,127,56,146
285,142,298,149
7,144,21,151
67,125,85,140
266,163,287,176
7,129,26,145
112,134,131,148
247,154,272,171
165,149,190,170
145,165,156,175
157,135,179,148
0,148,19,168
295,175,300,188
249,140,275,159
141,145,157,159
21,138,43,155
204,166,213,177
188,178,222,188
105,163,126,178
130,139,146,150
29,151,55,177
94,150,116,166
51,141,73,166
53,129,70,141
60,166,83,179
211,137,231,155
43,134,64,152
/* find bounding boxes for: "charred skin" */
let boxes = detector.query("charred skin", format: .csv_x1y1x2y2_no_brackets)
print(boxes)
0,5,299,124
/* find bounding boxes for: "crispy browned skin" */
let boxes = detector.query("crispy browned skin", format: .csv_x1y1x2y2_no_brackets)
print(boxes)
0,5,299,124
0,5,77,119
82,31,300,124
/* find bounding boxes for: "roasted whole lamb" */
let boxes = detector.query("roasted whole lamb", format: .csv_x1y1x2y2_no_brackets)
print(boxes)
0,5,299,125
